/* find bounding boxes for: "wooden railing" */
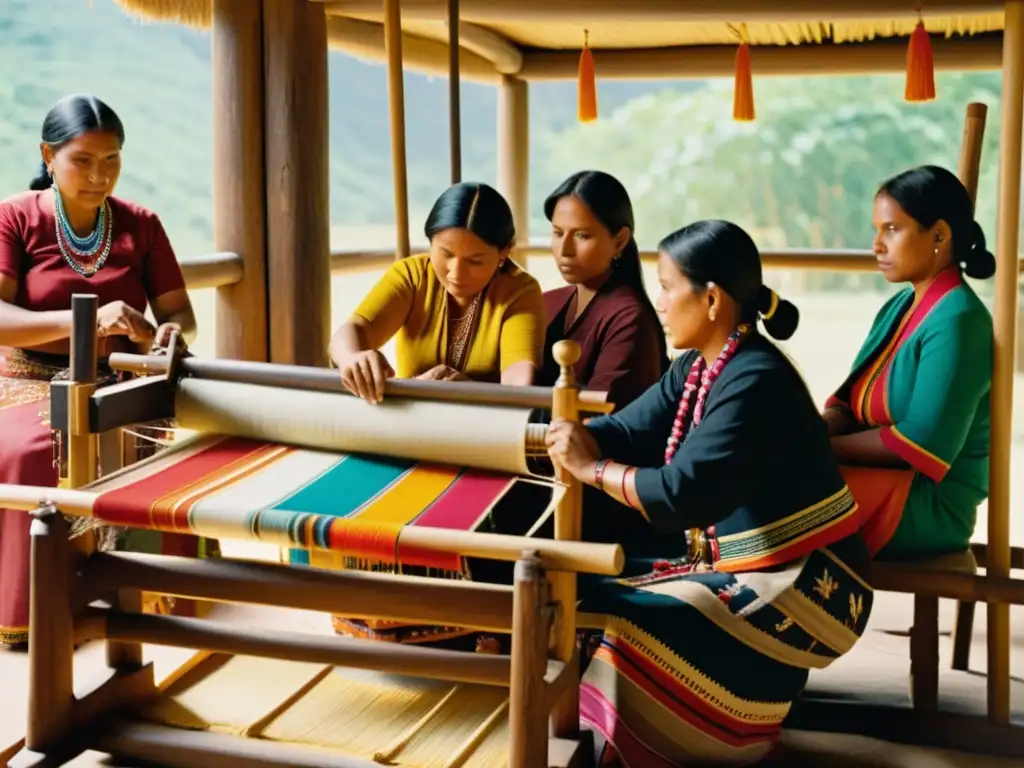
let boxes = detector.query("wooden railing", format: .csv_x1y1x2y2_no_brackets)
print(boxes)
178,247,1024,291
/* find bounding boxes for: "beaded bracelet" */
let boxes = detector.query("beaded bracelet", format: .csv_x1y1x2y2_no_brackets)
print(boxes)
594,459,611,491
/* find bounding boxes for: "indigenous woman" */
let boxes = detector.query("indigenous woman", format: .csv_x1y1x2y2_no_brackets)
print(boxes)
546,220,872,767
538,171,670,557
823,165,994,560
0,93,200,647
539,171,667,410
325,182,544,642
329,181,545,402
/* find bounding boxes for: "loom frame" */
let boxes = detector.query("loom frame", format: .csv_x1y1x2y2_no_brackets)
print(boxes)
2,293,621,768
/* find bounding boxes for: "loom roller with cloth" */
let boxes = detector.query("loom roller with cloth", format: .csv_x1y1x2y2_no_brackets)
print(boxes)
0,295,621,768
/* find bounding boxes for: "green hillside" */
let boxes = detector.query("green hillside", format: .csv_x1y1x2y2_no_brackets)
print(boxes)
0,0,680,256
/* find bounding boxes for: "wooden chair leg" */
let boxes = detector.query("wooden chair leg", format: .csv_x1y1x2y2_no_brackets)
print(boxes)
909,595,940,711
951,600,976,671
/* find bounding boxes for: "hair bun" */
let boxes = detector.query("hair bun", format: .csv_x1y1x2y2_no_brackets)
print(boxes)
963,220,996,280
756,284,799,341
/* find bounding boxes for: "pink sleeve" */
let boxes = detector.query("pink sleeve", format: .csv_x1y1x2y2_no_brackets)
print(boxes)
142,212,186,300
0,203,23,280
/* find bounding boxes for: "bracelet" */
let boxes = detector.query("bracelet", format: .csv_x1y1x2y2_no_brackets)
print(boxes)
594,459,611,491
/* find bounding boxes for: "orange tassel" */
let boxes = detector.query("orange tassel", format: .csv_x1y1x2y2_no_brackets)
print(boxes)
733,42,755,122
905,20,936,102
578,30,597,123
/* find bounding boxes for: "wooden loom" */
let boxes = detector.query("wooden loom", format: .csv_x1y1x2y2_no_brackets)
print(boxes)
0,294,623,768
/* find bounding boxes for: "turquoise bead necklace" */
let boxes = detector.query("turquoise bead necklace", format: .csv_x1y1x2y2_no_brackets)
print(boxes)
52,183,113,278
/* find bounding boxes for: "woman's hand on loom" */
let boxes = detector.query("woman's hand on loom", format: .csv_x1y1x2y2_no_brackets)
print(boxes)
97,300,156,344
337,349,395,404
150,323,187,356
545,418,601,482
416,364,469,383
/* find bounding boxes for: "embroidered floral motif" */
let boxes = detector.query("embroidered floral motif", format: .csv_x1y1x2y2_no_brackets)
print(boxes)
813,569,838,601
774,617,794,633
847,593,864,629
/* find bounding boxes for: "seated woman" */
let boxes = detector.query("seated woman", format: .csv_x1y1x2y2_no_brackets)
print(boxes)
326,182,544,642
537,171,670,557
546,220,871,767
329,181,545,401
539,170,667,409
0,93,201,648
823,165,993,561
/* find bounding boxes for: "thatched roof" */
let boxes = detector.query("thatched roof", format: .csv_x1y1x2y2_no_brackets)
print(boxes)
112,0,1007,83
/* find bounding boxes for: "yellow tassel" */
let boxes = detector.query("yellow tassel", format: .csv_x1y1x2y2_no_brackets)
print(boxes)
905,20,936,102
578,30,598,123
733,42,755,122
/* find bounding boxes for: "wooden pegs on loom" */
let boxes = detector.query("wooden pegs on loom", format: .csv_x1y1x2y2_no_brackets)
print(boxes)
905,15,936,102
577,30,597,123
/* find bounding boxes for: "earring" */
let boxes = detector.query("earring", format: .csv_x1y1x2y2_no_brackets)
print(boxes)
709,310,717,322
934,247,939,255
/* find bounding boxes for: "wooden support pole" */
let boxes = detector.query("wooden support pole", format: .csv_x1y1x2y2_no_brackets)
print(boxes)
212,0,269,362
988,0,1024,727
24,506,74,752
67,294,98,489
548,340,582,738
497,76,529,258
263,0,331,366
384,0,411,260
508,553,550,768
957,103,987,208
447,0,462,184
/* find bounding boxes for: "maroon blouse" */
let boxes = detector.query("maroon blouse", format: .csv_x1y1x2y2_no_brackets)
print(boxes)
538,281,668,412
0,190,186,313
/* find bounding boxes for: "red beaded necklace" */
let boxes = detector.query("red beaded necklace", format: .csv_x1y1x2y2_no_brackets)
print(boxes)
664,323,752,465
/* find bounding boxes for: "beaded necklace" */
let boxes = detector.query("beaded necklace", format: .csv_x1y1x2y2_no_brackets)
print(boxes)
446,292,483,372
664,323,753,567
52,184,114,278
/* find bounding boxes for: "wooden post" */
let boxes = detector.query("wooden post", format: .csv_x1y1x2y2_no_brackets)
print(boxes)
548,339,582,738
497,76,529,262
508,552,549,768
988,0,1024,726
24,505,74,751
263,0,331,366
447,0,462,184
957,102,987,206
67,295,98,489
212,0,269,362
384,0,411,260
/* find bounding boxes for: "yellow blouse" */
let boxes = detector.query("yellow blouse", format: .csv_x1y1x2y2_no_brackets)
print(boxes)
352,253,545,382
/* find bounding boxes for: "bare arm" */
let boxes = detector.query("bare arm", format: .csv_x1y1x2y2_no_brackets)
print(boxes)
831,428,907,468
151,288,198,345
500,360,535,387
822,406,859,437
0,275,73,348
329,318,374,367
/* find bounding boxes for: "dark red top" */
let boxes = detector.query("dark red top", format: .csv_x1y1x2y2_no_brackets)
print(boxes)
539,280,668,412
0,190,186,313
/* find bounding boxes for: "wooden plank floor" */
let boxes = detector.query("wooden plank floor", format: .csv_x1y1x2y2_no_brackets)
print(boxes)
1,541,1021,767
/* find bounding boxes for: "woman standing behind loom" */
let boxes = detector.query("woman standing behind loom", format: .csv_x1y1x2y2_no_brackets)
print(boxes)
823,166,993,560
546,220,872,766
538,171,669,557
329,182,545,400
0,94,198,648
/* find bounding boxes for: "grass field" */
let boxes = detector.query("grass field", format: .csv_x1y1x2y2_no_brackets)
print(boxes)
182,256,1024,549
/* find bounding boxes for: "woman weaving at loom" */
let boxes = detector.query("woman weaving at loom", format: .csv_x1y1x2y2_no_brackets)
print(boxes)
0,93,200,648
823,165,993,560
329,181,545,402
546,219,872,767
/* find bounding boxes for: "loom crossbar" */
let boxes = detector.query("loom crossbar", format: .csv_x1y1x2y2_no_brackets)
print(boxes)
81,553,518,632
85,608,566,689
107,352,616,413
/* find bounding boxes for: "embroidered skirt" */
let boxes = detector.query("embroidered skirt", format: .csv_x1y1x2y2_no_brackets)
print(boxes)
575,534,873,767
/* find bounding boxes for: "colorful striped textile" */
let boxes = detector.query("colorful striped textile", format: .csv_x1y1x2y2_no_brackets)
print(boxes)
90,433,555,573
575,535,872,766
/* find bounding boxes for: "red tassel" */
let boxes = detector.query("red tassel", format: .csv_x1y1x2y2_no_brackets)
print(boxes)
905,20,936,102
733,43,755,122
578,30,597,123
